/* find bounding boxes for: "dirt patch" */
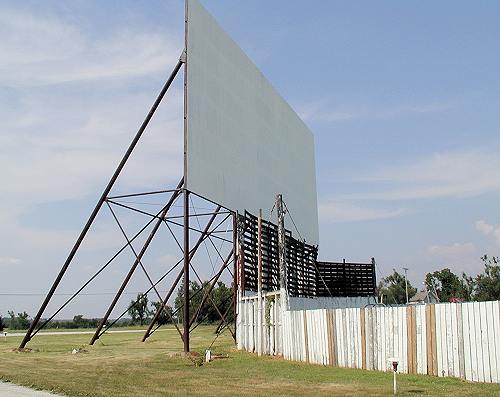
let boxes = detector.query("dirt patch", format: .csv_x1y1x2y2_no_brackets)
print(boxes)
11,348,33,353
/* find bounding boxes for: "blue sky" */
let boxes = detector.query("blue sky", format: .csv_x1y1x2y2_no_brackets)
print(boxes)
1,0,499,316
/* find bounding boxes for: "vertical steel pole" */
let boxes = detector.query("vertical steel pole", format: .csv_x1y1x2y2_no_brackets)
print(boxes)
257,209,263,356
232,212,238,345
182,0,190,354
183,189,190,352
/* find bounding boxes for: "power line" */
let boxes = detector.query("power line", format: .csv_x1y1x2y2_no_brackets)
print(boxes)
282,200,304,242
0,291,170,297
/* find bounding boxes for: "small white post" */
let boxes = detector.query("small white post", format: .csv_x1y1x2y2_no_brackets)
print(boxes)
388,357,399,395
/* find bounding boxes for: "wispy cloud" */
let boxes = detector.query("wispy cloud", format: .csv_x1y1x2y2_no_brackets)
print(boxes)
475,220,494,236
319,148,500,229
494,229,500,248
319,200,407,223
474,220,500,247
427,242,476,258
0,89,183,203
339,149,500,201
0,257,22,266
425,242,478,273
0,6,181,86
297,97,454,122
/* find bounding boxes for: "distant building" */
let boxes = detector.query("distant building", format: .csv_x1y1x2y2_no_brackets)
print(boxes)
409,290,439,304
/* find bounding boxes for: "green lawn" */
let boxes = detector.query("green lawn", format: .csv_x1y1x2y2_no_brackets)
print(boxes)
4,325,155,333
1,326,498,397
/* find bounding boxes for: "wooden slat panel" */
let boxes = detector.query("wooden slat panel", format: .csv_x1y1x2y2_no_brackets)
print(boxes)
446,304,454,377
469,302,479,381
415,305,427,374
475,302,485,382
492,301,500,383
456,304,465,379
486,301,497,383
331,309,338,366
407,306,417,374
426,305,433,375
436,304,445,377
480,301,490,382
462,303,473,381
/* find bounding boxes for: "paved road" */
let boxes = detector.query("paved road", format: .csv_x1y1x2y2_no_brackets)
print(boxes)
0,382,63,397
5,328,175,337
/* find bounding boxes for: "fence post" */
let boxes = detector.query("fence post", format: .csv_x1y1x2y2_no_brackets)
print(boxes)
361,308,367,369
407,306,417,374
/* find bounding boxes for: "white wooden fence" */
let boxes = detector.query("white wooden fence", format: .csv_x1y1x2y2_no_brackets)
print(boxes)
237,296,500,383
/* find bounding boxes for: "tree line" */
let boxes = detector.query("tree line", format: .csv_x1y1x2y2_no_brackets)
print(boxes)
126,280,234,326
378,255,500,304
0,280,234,331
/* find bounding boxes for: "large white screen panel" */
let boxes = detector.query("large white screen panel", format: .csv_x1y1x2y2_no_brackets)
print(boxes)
186,0,319,243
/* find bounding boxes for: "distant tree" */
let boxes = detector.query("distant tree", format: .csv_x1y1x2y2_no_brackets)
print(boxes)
0,314,4,332
174,280,234,325
474,255,500,301
73,315,85,328
378,270,417,304
17,311,30,329
211,281,234,324
128,294,151,325
425,268,472,302
175,281,202,324
461,273,476,301
151,302,173,325
7,311,30,330
7,311,16,329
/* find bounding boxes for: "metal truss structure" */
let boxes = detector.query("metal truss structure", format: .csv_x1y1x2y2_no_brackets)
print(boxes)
19,56,237,353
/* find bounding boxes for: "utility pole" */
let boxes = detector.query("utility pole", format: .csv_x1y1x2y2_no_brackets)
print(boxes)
403,267,409,304
276,194,287,311
276,195,286,291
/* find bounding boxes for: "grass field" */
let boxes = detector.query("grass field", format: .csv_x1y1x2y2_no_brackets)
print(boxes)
1,326,499,397
3,325,154,334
